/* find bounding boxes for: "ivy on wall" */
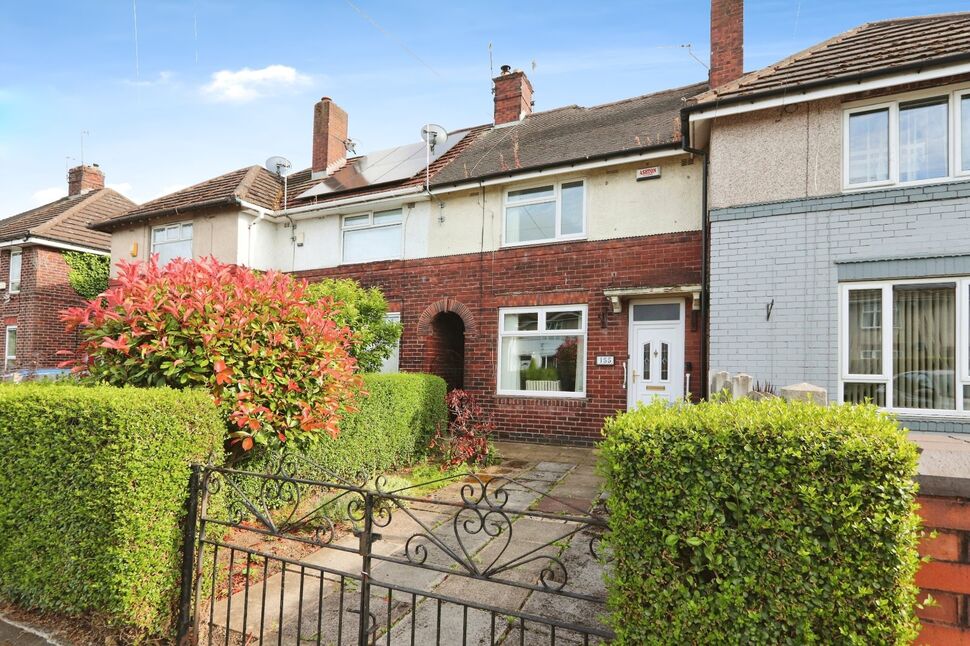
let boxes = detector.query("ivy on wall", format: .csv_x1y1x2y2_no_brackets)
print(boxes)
63,252,110,300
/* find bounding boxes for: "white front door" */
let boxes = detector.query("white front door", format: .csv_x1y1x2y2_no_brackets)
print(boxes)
627,300,686,407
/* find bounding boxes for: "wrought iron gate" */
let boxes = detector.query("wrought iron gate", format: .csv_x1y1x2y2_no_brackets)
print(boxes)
177,454,613,645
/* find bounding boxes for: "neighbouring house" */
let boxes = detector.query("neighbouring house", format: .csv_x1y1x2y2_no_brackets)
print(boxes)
93,72,709,444
685,9,970,433
0,164,135,374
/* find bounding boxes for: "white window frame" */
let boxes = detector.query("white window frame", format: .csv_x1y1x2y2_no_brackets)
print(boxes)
843,83,970,190
340,209,404,265
151,221,193,264
8,248,22,294
496,304,588,398
838,276,970,416
501,179,586,247
4,325,15,372
380,312,402,374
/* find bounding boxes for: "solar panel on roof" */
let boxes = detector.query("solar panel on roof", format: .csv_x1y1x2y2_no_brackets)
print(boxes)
297,129,467,200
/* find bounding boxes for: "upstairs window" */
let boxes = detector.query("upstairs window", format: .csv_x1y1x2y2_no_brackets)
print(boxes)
8,249,21,293
504,180,585,245
845,89,970,189
342,209,403,264
151,223,193,267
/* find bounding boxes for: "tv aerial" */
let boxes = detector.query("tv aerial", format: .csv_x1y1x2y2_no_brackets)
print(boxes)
265,155,292,177
421,124,447,154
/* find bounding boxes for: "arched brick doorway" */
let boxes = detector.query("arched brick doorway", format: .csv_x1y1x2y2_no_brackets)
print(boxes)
418,299,476,391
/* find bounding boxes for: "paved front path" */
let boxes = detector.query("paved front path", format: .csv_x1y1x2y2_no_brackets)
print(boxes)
208,441,609,645
0,616,60,646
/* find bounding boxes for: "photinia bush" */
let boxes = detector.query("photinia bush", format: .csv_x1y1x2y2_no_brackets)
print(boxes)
431,389,494,467
60,257,362,452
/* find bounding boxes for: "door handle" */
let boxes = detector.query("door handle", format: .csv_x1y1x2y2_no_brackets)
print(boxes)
622,361,627,389
631,369,638,383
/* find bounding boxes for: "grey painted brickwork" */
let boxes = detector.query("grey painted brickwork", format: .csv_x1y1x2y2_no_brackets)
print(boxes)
709,180,970,431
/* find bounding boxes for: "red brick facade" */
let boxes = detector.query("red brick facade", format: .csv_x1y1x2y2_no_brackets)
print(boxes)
917,495,970,644
0,246,88,373
297,231,703,445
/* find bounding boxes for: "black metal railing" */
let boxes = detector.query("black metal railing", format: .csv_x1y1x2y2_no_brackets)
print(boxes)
178,454,612,645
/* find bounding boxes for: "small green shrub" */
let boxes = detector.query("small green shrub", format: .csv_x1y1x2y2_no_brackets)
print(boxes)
246,373,447,479
0,383,224,637
63,251,110,299
600,398,921,645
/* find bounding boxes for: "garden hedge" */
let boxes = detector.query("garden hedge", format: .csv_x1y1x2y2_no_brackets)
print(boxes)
247,373,448,478
600,398,922,645
0,384,224,636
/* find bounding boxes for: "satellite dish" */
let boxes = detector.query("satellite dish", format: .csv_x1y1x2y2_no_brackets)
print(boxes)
265,156,292,177
421,124,447,153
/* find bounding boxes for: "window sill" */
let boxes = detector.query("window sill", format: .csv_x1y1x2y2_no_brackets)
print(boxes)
500,236,587,250
495,390,586,401
842,174,970,194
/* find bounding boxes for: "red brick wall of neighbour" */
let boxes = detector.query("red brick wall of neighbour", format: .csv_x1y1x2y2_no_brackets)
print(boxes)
0,247,87,373
917,495,970,644
296,231,703,444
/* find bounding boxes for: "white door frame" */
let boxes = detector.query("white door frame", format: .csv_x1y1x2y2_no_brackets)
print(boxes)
626,298,686,409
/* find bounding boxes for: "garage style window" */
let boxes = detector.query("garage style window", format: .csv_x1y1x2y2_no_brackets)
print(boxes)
151,222,193,266
498,305,586,397
840,278,970,413
342,209,403,264
8,248,21,293
4,326,15,372
844,88,970,189
504,180,585,245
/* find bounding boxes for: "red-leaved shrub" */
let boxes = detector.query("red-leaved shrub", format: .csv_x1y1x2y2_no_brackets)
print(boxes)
431,389,494,467
60,257,362,452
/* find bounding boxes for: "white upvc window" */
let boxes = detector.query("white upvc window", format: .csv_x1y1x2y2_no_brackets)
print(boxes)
8,248,22,293
151,222,193,267
503,180,585,246
4,326,15,372
844,86,970,189
380,312,401,374
341,209,403,265
497,305,587,398
839,277,970,414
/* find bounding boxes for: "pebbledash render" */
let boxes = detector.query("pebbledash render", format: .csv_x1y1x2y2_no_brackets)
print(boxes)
0,165,134,374
94,67,714,444
685,11,970,433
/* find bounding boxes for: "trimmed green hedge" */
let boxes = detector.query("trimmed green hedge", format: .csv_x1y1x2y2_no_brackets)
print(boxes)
600,398,922,645
0,384,224,636
248,373,447,477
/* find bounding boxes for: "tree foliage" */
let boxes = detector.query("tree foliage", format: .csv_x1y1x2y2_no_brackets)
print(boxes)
305,278,402,373
63,251,110,299
60,257,361,452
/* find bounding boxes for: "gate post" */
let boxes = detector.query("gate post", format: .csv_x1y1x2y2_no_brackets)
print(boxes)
357,492,375,646
177,464,203,645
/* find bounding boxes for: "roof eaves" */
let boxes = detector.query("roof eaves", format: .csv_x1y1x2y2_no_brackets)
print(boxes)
90,195,240,232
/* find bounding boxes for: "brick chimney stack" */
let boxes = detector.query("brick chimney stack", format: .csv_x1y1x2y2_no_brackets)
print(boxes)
67,164,105,196
312,97,349,176
709,0,744,89
493,65,534,125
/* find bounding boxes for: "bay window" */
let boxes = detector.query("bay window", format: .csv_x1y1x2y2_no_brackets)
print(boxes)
845,87,970,188
342,209,403,264
151,222,193,266
840,278,970,412
504,180,585,245
498,305,586,397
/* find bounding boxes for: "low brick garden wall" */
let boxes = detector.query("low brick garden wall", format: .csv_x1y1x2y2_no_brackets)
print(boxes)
917,494,970,644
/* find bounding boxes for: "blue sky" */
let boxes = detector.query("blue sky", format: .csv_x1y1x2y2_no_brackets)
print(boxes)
0,0,966,216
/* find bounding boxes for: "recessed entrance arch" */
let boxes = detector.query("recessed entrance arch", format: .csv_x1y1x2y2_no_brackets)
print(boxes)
418,298,476,391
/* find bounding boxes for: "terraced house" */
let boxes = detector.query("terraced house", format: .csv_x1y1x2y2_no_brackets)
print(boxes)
0,164,134,374
94,69,710,444
685,11,970,433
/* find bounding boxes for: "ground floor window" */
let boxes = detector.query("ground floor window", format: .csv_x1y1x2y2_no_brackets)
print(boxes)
840,278,970,413
497,305,586,397
4,325,15,372
380,312,401,374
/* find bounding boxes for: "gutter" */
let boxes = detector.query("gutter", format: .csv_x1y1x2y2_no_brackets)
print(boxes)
0,236,110,256
90,196,239,232
681,53,970,148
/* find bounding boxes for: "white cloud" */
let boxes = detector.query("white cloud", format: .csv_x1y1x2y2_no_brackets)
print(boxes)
107,182,133,196
31,186,66,205
201,65,311,103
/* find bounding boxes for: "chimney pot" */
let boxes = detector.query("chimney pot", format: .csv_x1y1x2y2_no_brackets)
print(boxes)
709,0,744,88
492,66,534,125
312,97,349,176
67,164,105,197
